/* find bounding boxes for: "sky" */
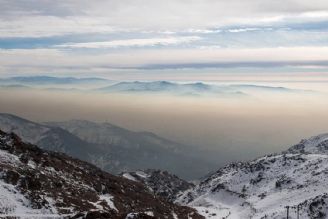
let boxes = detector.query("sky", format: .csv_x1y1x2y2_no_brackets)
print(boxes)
1,0,328,79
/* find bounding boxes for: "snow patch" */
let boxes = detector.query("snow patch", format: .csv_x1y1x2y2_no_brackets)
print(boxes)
99,194,118,212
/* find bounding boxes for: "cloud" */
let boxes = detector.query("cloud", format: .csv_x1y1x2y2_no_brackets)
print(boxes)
2,0,328,37
56,36,202,48
1,0,328,76
1,47,328,74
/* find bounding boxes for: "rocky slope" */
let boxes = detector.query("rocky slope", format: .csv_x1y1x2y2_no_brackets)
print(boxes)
121,170,194,203
177,133,328,219
287,133,328,154
0,113,215,179
0,129,203,219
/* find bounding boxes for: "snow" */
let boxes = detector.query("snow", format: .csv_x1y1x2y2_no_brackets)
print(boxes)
289,133,328,154
125,213,138,219
27,160,37,169
0,180,59,218
0,149,21,166
125,211,154,218
144,211,154,216
178,152,328,219
135,171,149,178
172,211,178,219
0,113,50,145
122,173,137,182
99,194,118,212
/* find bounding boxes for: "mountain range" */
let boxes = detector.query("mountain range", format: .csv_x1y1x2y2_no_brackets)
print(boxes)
0,113,216,180
0,76,315,97
103,132,328,219
175,133,328,218
1,112,328,218
0,129,203,218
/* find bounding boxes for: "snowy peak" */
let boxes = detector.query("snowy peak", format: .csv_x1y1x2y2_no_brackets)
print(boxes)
288,133,328,154
0,129,203,218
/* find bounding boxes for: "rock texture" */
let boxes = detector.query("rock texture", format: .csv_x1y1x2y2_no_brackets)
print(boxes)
122,170,194,202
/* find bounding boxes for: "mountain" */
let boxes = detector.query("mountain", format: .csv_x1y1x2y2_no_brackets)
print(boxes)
0,113,100,160
176,133,328,219
287,133,328,154
121,169,194,202
0,114,216,179
0,129,203,218
46,119,188,151
95,81,245,97
46,120,217,180
95,81,316,97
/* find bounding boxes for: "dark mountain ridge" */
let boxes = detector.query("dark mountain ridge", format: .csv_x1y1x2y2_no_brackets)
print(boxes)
0,113,216,179
0,129,203,218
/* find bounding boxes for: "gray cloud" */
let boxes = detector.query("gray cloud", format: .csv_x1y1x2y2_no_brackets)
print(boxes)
2,0,328,37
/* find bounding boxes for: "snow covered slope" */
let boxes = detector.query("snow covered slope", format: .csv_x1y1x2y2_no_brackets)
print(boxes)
288,133,328,154
177,133,328,219
0,129,203,218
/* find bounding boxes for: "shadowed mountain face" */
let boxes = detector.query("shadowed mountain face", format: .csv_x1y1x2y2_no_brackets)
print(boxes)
45,119,217,180
0,113,216,179
0,129,203,219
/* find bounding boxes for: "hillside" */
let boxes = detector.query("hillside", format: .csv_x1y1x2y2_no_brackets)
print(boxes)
176,133,328,219
0,129,203,218
0,113,215,179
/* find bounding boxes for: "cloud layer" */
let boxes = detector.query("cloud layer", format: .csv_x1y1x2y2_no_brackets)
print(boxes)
1,0,328,76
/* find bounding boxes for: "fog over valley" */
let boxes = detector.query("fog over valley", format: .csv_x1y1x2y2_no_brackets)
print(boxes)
1,78,328,168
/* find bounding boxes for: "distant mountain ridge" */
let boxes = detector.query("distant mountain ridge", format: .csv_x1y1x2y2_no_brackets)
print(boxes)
121,169,195,202
0,76,316,97
95,81,246,97
0,113,216,179
94,81,316,97
46,119,217,179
